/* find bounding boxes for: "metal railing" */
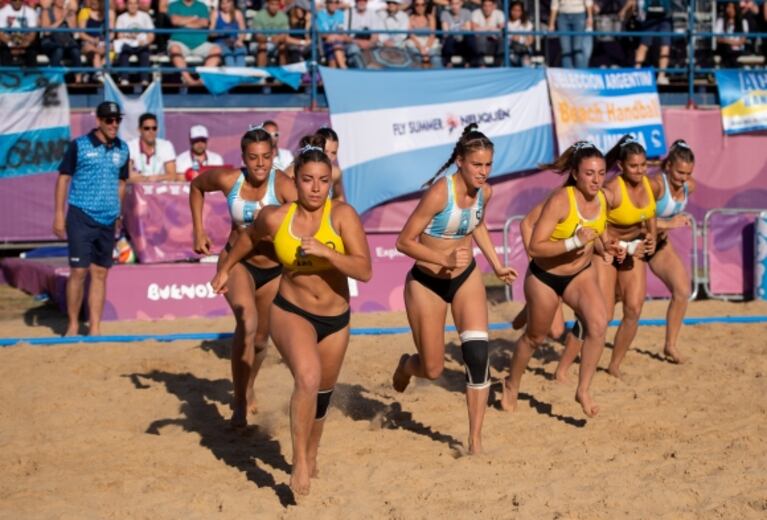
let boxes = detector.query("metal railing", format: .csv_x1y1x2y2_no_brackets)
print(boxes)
1,0,766,107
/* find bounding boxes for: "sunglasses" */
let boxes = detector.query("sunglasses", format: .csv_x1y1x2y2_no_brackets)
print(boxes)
103,117,122,125
142,125,157,131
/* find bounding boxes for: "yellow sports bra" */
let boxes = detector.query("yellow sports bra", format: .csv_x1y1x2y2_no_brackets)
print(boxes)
550,187,607,240
273,198,346,272
607,176,656,226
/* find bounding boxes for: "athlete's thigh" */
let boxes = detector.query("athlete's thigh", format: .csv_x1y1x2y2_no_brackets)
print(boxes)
449,267,488,332
224,263,257,315
649,242,688,290
523,270,562,340
562,266,606,330
317,326,351,389
617,256,647,308
254,274,281,337
269,303,321,378
404,273,450,360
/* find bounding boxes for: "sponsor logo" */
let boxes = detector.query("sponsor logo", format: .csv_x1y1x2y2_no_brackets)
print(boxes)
147,283,218,301
391,108,512,138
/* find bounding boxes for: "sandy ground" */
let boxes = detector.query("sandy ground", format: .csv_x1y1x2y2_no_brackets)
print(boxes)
1,284,766,519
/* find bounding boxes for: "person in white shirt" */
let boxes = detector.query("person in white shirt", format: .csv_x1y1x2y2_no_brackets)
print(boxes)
346,0,383,68
0,0,38,67
128,113,177,182
115,0,155,86
176,124,225,180
471,0,505,66
378,0,409,48
114,0,154,86
508,0,533,66
263,120,294,172
548,0,593,69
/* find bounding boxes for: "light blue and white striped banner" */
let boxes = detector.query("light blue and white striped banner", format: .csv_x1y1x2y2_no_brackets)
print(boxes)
197,62,307,95
321,67,554,215
103,75,165,143
0,70,70,179
547,68,666,157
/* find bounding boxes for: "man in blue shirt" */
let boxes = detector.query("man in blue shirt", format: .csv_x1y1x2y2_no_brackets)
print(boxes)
53,101,130,337
317,0,352,68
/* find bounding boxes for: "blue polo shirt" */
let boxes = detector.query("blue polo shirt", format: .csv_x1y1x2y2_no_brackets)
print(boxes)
59,130,130,226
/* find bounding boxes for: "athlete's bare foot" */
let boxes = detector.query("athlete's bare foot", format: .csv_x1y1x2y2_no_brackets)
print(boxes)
575,389,599,417
499,377,518,412
88,327,101,336
307,458,319,478
290,462,311,496
468,436,482,455
246,386,258,415
554,367,574,385
64,324,79,337
392,354,411,393
663,346,687,364
607,364,623,379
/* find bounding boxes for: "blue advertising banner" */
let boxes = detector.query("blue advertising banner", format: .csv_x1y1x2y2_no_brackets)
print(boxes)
546,68,666,156
0,69,70,179
321,67,554,215
715,70,767,135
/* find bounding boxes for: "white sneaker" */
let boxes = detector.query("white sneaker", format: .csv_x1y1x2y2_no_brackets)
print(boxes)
656,74,670,86
119,78,130,86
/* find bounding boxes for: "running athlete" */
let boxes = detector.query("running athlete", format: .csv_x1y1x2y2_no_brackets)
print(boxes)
501,141,620,418
647,139,696,363
190,126,296,427
598,134,658,378
391,124,517,455
211,144,371,496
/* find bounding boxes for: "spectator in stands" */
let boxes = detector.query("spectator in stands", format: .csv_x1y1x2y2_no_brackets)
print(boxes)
405,0,442,68
548,0,593,68
113,0,152,12
472,0,505,67
53,101,130,337
79,0,114,82
263,119,294,171
0,0,39,67
210,0,247,66
716,2,749,68
251,0,289,66
316,0,352,68
739,0,760,41
379,0,409,50
508,1,533,66
624,0,671,84
590,0,632,68
39,0,83,82
168,0,222,86
114,0,154,86
176,124,225,180
441,0,476,67
127,113,177,182
285,0,312,63
346,0,382,69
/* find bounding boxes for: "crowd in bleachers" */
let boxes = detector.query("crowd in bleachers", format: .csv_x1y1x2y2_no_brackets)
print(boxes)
1,0,767,85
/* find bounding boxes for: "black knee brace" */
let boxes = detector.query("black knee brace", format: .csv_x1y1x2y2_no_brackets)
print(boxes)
315,388,334,420
460,330,490,389
571,316,586,341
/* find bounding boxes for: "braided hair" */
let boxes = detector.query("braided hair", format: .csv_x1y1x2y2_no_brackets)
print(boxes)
240,126,273,154
293,134,332,174
538,140,605,186
661,139,695,172
423,123,494,188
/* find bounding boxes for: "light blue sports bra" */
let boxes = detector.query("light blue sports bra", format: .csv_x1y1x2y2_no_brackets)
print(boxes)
227,168,280,228
423,174,485,240
655,173,688,218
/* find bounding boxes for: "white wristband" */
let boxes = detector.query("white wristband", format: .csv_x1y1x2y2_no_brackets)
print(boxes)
619,239,641,256
564,234,583,252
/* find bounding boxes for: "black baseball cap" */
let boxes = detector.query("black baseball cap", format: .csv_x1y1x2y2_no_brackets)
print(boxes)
96,101,123,118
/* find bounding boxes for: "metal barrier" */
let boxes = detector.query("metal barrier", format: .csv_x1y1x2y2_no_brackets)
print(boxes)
702,208,766,301
502,211,700,303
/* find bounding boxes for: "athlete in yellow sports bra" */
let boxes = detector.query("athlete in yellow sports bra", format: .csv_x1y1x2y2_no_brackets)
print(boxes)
598,135,658,379
212,141,371,497
502,141,621,419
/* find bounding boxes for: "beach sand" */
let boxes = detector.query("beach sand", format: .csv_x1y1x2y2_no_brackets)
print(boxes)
1,285,766,519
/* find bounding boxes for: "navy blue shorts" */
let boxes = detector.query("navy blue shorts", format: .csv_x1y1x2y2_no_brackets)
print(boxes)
66,205,116,269
640,16,672,48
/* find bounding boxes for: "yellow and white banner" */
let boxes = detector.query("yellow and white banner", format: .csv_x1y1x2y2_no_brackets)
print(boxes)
716,70,767,135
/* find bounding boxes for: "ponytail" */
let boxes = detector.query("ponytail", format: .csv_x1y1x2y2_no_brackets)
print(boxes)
539,140,604,186
661,139,695,172
604,134,646,172
293,134,332,174
423,123,494,188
